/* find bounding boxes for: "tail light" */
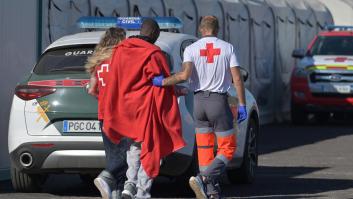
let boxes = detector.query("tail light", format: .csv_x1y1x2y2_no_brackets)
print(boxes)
15,85,56,101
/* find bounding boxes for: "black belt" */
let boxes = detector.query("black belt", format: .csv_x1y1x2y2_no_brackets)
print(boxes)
194,90,227,95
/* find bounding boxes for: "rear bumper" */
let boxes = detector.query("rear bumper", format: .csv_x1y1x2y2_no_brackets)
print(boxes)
9,140,194,177
42,150,105,169
10,141,105,174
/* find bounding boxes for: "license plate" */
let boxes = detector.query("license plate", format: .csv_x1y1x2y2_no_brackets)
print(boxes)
333,85,350,94
63,120,101,133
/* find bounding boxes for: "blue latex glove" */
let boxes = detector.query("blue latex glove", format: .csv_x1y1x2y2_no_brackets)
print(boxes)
237,105,247,124
152,75,165,87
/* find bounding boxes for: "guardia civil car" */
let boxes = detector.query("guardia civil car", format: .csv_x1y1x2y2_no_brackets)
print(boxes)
8,17,260,192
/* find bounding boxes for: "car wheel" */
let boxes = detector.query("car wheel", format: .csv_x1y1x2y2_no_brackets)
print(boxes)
170,147,199,196
175,147,199,184
291,103,307,124
11,166,44,192
227,118,258,184
79,173,96,186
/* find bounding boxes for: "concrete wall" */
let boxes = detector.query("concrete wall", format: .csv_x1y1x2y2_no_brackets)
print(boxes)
0,0,38,180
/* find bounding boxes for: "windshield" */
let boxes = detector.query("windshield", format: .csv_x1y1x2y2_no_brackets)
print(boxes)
311,36,353,56
33,46,95,74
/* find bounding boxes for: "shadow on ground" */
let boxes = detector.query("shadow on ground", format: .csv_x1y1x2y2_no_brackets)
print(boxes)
259,120,353,155
1,121,353,198
1,165,352,198
226,165,353,198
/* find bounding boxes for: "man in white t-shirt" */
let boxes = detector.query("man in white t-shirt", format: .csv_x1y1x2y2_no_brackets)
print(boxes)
152,16,247,199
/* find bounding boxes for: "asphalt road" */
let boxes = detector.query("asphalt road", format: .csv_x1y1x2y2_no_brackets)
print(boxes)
1,121,353,199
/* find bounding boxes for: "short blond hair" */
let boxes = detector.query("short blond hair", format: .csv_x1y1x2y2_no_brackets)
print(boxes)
199,16,219,35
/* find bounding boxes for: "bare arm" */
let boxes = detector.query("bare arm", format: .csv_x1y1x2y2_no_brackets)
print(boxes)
162,62,193,86
230,67,246,105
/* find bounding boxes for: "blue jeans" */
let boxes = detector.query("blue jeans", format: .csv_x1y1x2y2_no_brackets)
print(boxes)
101,122,132,189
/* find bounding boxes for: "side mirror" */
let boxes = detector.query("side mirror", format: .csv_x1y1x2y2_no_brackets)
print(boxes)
292,48,306,59
239,67,249,82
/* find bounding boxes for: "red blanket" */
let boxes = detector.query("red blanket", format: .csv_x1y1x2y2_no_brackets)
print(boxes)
103,38,186,178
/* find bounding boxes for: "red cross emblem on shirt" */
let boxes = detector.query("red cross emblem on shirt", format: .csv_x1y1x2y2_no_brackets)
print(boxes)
200,43,221,63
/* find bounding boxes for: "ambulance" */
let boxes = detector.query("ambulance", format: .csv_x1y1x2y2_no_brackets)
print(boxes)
291,25,353,123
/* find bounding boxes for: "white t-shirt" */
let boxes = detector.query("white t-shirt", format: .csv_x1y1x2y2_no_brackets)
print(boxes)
183,36,240,93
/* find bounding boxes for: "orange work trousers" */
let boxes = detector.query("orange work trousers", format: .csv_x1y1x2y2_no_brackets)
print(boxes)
196,129,236,172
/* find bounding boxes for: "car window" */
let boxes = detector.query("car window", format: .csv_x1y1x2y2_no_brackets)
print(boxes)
33,45,95,74
311,36,353,56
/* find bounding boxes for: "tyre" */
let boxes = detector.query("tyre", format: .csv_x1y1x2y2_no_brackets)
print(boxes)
79,173,96,186
291,103,307,124
175,147,198,184
11,166,43,192
172,148,199,196
227,118,258,184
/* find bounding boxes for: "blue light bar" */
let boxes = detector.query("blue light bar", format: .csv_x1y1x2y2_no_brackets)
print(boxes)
325,25,353,31
77,16,182,30
154,16,182,29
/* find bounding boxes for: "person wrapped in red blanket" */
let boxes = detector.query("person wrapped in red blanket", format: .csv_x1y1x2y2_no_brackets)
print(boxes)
103,18,186,198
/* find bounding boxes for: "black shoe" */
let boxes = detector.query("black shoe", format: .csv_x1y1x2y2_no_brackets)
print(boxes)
205,177,222,199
